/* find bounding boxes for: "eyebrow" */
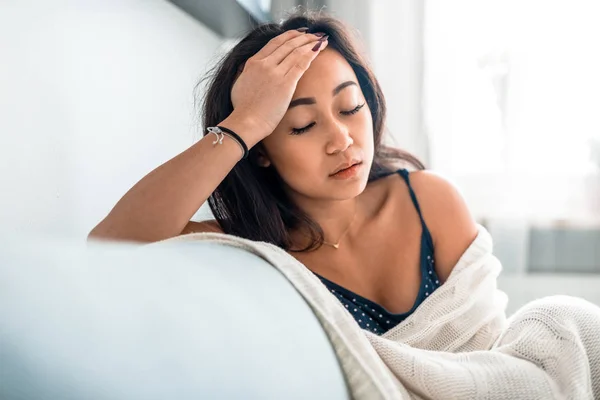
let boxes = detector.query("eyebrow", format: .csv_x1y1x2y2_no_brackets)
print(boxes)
288,81,358,109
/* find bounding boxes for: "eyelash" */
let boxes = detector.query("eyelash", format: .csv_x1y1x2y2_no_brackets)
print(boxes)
290,103,366,135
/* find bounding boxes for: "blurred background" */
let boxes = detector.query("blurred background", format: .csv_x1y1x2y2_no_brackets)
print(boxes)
1,0,599,313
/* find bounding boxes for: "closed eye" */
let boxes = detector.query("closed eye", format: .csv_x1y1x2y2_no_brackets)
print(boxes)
290,103,366,135
291,122,316,135
341,103,365,116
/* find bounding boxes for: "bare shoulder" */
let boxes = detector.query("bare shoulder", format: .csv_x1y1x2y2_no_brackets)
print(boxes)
407,170,472,224
407,170,479,281
181,220,224,235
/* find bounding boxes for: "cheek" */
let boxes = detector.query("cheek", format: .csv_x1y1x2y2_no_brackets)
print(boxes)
354,109,375,150
350,115,375,174
363,107,374,133
262,137,326,193
270,139,322,177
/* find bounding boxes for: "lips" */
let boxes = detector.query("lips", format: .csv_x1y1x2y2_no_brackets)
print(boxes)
330,160,362,176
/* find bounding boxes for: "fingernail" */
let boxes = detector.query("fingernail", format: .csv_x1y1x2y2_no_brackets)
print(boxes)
312,40,323,52
296,27,309,32
319,35,329,42
313,32,326,37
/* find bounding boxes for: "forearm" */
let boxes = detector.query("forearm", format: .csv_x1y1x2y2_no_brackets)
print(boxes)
88,114,261,243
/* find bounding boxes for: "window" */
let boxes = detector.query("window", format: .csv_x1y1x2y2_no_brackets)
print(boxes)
424,0,600,176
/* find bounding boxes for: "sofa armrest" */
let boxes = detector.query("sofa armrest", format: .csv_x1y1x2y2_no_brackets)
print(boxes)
0,236,349,399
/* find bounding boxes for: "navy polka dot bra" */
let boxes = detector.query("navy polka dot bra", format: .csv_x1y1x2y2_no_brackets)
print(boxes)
314,169,441,335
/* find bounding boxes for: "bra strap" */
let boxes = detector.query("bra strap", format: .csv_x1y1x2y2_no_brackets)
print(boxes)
397,169,426,225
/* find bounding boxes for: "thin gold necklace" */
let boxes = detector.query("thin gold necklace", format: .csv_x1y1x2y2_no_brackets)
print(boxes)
322,207,357,249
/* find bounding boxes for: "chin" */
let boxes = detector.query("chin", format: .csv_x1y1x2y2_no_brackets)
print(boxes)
326,166,370,199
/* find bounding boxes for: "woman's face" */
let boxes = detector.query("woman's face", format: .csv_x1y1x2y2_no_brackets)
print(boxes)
260,48,375,203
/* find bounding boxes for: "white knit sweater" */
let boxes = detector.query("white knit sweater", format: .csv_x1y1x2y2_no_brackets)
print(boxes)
159,225,600,399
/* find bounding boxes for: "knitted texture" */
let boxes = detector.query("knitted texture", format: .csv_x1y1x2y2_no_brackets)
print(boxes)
156,226,600,399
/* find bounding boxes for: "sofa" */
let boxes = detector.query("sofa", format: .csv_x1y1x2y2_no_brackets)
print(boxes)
0,234,349,399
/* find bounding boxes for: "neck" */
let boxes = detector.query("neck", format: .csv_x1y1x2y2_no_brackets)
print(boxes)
290,197,360,250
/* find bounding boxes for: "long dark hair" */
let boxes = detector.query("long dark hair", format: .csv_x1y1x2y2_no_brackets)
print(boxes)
199,11,425,252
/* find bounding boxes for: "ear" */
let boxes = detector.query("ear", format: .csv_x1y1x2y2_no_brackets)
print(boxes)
232,62,246,86
256,151,272,168
252,143,272,167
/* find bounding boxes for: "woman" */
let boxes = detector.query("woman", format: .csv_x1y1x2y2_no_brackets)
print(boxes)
89,12,478,335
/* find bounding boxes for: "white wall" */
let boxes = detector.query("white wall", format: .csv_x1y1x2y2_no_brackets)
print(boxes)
370,0,427,162
0,0,223,240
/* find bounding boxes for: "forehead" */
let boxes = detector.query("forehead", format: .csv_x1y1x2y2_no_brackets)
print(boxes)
294,48,359,95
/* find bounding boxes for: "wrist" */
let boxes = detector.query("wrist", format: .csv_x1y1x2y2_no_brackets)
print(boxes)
215,126,249,159
219,112,271,149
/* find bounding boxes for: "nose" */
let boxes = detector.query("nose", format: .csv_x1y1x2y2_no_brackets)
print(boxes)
325,120,354,155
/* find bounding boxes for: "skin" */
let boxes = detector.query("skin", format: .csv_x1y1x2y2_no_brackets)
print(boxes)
189,48,479,314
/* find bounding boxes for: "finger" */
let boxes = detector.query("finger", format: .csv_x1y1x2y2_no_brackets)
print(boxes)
266,32,325,65
281,37,329,80
251,29,307,61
